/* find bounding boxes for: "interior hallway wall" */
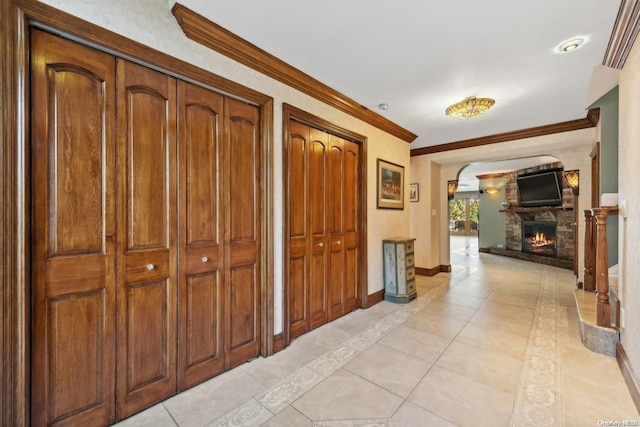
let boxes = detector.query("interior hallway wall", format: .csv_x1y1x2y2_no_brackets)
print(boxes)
618,30,640,388
38,0,411,334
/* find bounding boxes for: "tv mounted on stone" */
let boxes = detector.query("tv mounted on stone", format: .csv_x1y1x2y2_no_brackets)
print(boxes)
516,170,563,207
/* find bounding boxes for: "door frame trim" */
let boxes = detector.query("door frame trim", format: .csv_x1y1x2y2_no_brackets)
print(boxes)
282,103,369,347
1,1,274,424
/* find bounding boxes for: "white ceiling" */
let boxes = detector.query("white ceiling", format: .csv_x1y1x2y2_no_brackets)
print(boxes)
178,0,620,150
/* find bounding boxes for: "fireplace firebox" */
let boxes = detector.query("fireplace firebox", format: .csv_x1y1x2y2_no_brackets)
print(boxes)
522,221,557,257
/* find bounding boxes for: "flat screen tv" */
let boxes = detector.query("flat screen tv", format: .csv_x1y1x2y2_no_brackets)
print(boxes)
516,170,563,207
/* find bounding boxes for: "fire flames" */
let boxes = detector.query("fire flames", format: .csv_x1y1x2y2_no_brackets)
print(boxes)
529,232,555,248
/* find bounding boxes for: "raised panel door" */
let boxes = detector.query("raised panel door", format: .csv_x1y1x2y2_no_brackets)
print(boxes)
224,98,261,369
288,121,310,340
308,128,329,330
343,140,360,312
177,80,225,389
328,135,345,320
115,59,177,418
30,30,117,426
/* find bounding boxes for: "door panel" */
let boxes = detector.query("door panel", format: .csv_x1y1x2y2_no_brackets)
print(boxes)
328,136,345,320
177,80,224,390
288,121,310,339
116,59,177,418
30,30,117,426
225,98,261,368
344,141,360,311
309,128,328,329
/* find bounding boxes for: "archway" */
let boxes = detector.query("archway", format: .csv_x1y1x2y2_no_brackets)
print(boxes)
449,155,563,265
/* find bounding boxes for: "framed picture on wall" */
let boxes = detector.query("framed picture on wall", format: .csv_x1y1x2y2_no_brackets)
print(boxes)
409,183,419,202
377,159,405,209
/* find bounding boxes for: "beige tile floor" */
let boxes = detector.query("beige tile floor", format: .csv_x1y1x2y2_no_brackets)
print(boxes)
114,236,639,426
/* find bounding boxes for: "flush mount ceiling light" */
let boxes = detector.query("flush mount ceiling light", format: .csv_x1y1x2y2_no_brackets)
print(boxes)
445,96,495,119
557,38,584,53
378,103,389,110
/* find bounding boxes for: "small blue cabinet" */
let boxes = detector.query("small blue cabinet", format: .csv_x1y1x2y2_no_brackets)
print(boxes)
383,237,417,303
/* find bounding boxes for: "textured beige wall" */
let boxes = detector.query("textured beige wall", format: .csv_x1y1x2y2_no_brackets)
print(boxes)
619,36,640,375
39,0,411,333
409,159,441,269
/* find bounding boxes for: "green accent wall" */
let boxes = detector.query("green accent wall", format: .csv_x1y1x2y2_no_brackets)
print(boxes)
478,178,506,249
590,86,619,266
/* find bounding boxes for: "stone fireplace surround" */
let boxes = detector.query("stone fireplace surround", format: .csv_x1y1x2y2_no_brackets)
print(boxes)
492,162,575,269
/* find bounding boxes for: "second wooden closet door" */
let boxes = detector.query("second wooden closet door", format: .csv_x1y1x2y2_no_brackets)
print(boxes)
288,120,360,341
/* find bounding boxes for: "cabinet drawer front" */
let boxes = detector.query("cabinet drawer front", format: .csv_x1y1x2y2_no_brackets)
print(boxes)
405,241,414,253
406,267,415,281
405,254,414,267
407,280,416,293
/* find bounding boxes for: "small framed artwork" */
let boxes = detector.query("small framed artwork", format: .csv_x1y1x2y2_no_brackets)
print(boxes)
377,159,405,209
409,183,419,202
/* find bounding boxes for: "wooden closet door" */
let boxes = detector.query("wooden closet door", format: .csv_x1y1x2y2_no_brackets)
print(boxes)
288,121,311,340
115,59,177,418
177,81,225,389
327,135,345,320
224,98,261,369
30,30,117,426
308,128,329,330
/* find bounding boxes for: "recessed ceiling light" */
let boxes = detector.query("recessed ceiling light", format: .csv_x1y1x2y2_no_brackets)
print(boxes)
378,103,389,110
558,38,584,53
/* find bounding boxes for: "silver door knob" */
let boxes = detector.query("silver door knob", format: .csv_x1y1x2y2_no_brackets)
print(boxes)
318,242,324,247
201,256,209,263
146,263,155,271
336,240,341,245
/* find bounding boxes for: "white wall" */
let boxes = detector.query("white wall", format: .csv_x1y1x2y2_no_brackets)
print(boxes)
39,0,411,334
619,33,640,380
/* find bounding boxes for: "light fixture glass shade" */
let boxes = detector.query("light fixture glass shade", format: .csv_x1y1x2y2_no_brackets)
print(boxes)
485,186,499,195
447,180,458,200
564,170,579,195
445,96,495,119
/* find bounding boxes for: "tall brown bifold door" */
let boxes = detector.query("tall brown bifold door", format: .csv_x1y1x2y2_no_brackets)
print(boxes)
30,30,261,425
115,59,178,419
176,84,261,387
176,81,226,390
30,29,118,427
288,119,361,341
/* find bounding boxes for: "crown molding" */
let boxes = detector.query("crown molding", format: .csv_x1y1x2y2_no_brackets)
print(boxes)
587,107,601,126
410,110,598,157
603,0,640,69
172,3,417,143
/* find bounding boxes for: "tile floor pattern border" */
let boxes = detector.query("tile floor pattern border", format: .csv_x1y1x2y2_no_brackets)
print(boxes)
510,272,562,426
312,418,393,426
